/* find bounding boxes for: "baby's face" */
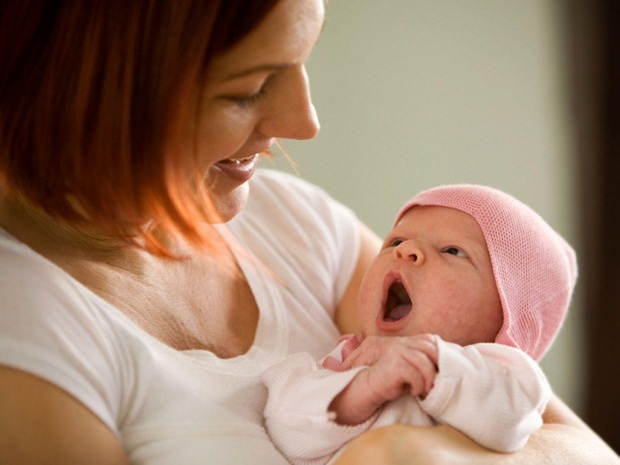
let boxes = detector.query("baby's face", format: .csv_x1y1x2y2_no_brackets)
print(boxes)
357,206,503,345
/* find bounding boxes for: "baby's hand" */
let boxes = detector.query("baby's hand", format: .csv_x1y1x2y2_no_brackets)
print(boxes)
328,334,439,425
322,334,361,370
344,334,438,400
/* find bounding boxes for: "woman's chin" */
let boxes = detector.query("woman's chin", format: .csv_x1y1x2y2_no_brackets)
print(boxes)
211,183,250,223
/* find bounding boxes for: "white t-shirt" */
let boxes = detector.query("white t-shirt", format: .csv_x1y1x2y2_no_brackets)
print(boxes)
0,169,360,465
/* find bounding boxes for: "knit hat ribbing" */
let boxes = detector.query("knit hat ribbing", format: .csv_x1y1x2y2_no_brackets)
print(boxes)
394,184,578,361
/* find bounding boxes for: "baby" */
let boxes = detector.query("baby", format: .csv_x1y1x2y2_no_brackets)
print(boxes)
262,184,578,465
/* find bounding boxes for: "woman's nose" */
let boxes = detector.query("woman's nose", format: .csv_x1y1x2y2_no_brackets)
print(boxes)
393,240,425,265
257,65,320,140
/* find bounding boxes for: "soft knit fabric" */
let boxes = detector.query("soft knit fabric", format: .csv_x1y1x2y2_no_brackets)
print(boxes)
395,185,578,361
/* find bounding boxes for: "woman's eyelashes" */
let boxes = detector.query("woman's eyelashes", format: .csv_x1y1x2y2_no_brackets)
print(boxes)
225,85,268,107
222,74,276,108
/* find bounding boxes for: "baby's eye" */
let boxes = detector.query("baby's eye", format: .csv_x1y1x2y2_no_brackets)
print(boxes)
389,239,404,247
442,246,467,258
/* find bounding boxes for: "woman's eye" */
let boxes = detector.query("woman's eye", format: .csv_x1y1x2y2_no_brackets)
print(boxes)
227,86,268,107
442,246,467,257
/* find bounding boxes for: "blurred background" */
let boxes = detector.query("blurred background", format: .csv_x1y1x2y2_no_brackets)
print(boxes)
265,0,619,452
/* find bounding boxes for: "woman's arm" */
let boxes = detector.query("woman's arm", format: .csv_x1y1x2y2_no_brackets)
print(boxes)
333,394,620,465
0,366,129,465
335,221,381,334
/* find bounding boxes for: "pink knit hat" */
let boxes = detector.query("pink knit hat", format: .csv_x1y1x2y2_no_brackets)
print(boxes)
394,184,578,361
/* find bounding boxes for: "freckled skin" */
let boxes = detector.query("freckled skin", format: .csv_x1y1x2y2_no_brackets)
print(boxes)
330,206,503,425
358,206,502,345
186,0,323,220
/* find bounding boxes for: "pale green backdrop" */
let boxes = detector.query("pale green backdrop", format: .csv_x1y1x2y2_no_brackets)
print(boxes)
266,0,583,413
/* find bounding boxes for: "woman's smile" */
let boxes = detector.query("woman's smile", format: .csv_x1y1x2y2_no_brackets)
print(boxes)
213,153,260,182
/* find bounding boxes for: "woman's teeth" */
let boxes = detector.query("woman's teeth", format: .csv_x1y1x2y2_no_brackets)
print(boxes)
221,155,256,164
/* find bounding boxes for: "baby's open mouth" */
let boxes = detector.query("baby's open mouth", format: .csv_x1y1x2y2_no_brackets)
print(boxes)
383,281,412,322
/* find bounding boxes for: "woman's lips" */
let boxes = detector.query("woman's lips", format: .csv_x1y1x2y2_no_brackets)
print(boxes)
213,153,260,182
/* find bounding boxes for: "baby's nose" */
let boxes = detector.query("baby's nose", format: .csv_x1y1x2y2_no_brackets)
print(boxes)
393,240,425,265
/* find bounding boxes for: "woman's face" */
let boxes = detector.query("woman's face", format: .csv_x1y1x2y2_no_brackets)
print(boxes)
190,0,324,221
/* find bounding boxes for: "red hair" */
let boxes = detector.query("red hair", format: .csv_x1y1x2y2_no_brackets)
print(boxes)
0,0,279,255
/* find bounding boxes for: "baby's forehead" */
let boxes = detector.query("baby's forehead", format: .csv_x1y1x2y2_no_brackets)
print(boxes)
395,205,482,233
392,205,489,245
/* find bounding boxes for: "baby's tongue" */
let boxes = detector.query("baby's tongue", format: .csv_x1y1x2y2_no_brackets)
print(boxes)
384,303,412,322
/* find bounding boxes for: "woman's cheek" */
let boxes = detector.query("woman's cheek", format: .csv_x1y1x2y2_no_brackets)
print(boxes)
196,108,257,160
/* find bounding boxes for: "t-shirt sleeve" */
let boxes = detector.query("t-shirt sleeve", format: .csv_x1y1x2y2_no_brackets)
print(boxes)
0,242,126,434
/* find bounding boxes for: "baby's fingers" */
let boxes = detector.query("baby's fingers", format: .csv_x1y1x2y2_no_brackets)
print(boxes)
335,350,363,371
322,335,362,370
322,355,342,370
401,349,438,396
340,335,361,360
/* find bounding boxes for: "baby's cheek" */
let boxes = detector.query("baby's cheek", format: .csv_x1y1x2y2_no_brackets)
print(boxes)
356,293,376,329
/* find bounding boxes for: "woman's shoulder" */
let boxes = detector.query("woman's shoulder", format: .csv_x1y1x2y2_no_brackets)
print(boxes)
0,228,95,308
0,226,126,355
246,168,357,231
0,227,69,299
250,168,334,205
229,169,361,332
0,228,128,433
233,169,358,255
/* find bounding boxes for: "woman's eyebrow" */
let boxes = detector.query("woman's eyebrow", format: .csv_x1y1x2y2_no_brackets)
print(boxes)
224,63,292,81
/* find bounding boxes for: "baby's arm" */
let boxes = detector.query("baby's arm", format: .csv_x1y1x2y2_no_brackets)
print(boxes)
262,347,376,465
419,339,551,452
329,334,438,425
335,335,551,452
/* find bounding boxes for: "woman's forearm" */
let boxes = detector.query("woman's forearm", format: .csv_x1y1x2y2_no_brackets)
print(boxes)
333,394,620,465
333,422,619,465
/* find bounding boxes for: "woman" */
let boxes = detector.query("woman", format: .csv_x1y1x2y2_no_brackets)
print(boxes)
0,1,616,464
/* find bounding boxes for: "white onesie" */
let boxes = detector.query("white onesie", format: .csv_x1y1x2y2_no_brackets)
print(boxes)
263,335,551,465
